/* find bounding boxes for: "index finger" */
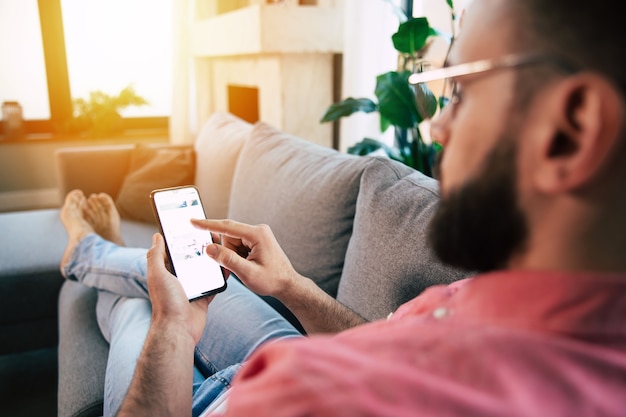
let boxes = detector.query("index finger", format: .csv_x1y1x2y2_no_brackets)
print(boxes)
191,219,258,241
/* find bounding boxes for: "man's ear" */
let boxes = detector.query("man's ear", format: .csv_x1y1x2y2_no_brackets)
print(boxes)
534,74,624,194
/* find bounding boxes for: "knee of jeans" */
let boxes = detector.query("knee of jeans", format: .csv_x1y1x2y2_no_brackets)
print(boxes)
97,295,152,343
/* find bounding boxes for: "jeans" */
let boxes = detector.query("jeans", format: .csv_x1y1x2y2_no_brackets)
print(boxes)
63,234,302,417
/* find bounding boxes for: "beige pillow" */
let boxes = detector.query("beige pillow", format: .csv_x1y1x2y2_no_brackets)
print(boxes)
194,112,253,219
115,145,195,223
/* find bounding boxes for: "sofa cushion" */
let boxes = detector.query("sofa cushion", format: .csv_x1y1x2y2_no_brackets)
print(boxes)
194,112,253,219
116,144,195,223
337,158,471,321
228,122,373,296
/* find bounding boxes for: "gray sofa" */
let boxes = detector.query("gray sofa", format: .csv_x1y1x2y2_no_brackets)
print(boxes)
0,112,468,416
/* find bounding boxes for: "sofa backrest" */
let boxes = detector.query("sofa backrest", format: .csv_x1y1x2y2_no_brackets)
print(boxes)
55,144,135,200
337,159,471,321
227,122,374,296
224,120,470,318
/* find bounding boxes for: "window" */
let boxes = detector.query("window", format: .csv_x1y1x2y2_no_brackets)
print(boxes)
0,1,50,120
0,0,171,138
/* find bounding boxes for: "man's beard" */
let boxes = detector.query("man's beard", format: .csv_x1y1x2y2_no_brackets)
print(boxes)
429,135,529,272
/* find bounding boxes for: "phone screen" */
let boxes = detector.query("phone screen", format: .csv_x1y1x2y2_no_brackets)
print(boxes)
150,186,227,301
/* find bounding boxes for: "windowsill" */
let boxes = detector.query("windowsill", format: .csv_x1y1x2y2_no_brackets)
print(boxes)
0,128,170,145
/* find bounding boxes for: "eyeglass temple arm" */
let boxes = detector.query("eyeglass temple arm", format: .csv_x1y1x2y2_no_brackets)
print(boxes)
408,54,577,85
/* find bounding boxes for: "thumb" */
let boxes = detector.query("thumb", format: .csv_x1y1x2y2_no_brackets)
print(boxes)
147,233,168,273
206,243,252,279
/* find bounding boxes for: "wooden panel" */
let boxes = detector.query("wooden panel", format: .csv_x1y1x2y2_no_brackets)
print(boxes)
191,4,343,56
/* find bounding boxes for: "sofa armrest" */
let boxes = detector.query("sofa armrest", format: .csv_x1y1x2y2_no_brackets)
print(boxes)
55,144,135,200
58,281,108,417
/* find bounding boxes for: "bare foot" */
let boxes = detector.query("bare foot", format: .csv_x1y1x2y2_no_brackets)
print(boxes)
83,193,125,246
60,190,94,275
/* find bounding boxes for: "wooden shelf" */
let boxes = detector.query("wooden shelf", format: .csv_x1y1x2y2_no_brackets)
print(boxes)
191,4,343,57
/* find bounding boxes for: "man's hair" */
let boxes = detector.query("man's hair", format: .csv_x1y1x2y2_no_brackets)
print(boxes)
506,0,625,105
505,0,626,180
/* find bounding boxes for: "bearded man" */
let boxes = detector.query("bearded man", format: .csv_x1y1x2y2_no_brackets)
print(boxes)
59,0,626,415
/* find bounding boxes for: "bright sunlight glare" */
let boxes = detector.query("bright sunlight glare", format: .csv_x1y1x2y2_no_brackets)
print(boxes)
61,0,173,117
0,0,50,119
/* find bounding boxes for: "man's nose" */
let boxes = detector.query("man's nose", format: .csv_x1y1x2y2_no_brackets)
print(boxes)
429,107,452,146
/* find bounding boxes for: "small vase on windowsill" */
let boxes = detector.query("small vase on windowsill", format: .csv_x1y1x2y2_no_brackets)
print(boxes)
1,101,25,141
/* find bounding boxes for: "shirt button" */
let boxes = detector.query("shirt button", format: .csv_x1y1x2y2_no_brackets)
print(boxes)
432,307,448,319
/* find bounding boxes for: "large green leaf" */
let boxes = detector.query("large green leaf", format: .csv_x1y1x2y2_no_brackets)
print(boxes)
379,114,393,133
375,71,419,130
320,97,378,123
391,17,431,55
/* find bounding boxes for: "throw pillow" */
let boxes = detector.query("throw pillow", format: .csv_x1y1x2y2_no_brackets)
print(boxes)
194,112,253,219
228,122,374,297
337,158,472,321
115,144,195,223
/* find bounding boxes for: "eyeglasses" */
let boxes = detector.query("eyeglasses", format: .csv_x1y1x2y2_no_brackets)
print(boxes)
408,53,578,119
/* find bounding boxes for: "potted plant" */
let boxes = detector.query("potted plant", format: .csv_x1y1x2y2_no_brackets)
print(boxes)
63,85,148,137
321,0,456,177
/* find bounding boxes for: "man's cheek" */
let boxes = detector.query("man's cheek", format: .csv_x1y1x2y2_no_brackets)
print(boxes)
439,151,467,197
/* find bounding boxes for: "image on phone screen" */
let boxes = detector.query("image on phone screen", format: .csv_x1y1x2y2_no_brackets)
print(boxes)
151,186,227,300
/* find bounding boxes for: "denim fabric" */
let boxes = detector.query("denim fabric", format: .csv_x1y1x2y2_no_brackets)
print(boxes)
192,364,241,417
64,234,302,416
63,233,151,299
97,293,152,416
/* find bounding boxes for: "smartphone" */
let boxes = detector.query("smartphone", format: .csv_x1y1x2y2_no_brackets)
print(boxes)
150,185,227,301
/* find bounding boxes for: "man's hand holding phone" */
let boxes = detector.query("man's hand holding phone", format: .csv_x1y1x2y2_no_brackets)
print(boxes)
191,219,304,300
146,233,214,344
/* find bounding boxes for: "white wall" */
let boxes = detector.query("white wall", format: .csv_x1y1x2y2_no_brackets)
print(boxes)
338,0,401,152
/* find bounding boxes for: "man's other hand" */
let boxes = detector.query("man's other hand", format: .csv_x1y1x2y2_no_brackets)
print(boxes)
191,219,303,299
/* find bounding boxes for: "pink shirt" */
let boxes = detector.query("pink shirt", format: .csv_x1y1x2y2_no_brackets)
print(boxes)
222,271,626,416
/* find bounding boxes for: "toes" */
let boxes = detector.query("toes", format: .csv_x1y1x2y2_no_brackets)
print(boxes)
86,193,113,211
97,193,120,218
98,193,116,208
98,192,115,204
96,194,111,212
64,189,86,207
68,189,85,198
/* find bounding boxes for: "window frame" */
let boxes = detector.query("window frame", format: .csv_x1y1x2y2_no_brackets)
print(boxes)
0,0,168,139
